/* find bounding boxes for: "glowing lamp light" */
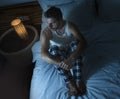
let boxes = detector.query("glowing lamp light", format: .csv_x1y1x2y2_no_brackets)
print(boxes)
11,19,28,39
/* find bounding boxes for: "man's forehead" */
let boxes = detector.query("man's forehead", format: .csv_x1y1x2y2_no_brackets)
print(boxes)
46,18,57,23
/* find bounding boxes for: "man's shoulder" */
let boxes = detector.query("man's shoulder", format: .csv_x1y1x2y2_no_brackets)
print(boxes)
41,28,53,40
67,21,78,31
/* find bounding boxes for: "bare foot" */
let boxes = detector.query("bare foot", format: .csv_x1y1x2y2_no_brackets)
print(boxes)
67,82,78,96
76,81,86,96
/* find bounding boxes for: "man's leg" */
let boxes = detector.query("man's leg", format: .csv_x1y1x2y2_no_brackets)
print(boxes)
57,67,78,95
70,40,86,95
49,46,78,95
72,57,86,95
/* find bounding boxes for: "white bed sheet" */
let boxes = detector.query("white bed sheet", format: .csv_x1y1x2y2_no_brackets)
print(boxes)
30,21,120,99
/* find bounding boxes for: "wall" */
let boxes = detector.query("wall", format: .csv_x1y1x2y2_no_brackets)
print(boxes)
0,0,36,7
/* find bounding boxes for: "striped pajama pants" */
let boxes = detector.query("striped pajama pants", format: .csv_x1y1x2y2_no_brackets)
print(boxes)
49,41,83,84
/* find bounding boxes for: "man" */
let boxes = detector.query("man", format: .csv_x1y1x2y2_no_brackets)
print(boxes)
40,6,87,96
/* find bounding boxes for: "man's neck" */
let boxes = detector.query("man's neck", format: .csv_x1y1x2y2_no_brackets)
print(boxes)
58,20,65,30
56,20,66,35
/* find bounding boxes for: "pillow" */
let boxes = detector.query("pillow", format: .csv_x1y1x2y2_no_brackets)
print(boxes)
96,0,120,21
38,0,74,11
37,0,96,33
43,0,74,7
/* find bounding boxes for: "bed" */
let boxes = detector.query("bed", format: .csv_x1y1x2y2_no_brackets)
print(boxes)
30,0,120,99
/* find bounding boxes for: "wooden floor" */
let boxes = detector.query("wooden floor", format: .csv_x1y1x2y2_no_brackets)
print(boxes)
0,59,34,99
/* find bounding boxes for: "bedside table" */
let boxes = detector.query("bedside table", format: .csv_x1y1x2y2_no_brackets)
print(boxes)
0,25,39,67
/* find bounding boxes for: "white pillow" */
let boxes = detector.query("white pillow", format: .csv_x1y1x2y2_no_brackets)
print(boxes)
38,0,74,11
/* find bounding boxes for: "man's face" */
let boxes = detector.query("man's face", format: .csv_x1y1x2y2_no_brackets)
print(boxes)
46,18,59,30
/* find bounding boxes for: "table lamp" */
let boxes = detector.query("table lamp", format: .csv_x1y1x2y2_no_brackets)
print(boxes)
11,18,28,39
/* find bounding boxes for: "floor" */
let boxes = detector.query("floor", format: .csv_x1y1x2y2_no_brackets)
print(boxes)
0,57,34,99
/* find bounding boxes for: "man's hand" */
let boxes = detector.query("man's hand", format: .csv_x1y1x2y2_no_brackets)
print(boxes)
59,58,74,70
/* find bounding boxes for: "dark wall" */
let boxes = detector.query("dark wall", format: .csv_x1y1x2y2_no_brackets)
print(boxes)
0,0,36,7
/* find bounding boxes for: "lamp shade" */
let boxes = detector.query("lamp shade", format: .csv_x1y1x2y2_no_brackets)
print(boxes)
11,19,28,39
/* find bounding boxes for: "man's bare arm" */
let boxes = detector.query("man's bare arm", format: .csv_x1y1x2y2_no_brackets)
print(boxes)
68,22,87,60
41,28,61,65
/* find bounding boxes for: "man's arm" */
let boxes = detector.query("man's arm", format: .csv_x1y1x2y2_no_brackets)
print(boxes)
68,22,87,60
40,28,61,65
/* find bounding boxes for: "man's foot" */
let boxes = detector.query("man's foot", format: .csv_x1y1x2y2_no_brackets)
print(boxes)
76,81,86,96
67,82,78,96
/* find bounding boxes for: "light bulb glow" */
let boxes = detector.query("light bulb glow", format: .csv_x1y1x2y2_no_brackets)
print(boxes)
11,19,28,39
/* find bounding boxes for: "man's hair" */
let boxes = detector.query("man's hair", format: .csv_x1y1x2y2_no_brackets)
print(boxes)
44,6,62,20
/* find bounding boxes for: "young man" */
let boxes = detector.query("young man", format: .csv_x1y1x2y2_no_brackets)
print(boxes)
40,6,87,96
